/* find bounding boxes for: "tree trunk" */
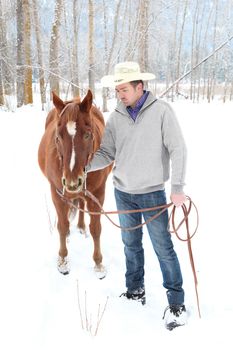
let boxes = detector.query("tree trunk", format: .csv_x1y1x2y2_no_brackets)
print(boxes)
171,0,180,101
16,0,25,107
230,82,233,101
0,0,12,96
0,0,4,105
210,0,219,101
190,0,199,101
176,0,188,95
101,0,122,111
32,0,46,109
0,62,4,106
22,0,33,105
102,0,108,112
71,0,81,97
88,0,95,96
49,0,63,96
196,2,206,102
138,0,149,72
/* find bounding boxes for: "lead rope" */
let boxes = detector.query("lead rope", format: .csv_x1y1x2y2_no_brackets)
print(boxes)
56,188,201,318
170,200,201,318
84,167,88,196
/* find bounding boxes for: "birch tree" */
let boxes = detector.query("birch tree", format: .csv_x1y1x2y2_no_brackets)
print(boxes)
0,0,12,97
88,0,95,96
22,0,33,105
138,0,149,73
32,0,46,109
49,0,63,96
71,0,81,97
175,0,188,95
16,0,24,107
102,0,122,111
0,0,4,105
210,0,219,101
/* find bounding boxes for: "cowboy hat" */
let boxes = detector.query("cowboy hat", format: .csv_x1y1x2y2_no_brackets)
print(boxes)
101,61,155,88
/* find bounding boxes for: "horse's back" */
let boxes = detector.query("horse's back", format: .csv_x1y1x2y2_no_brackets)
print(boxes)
45,109,57,129
38,110,57,176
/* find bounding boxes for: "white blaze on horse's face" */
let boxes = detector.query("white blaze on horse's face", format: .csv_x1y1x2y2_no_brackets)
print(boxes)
66,121,76,171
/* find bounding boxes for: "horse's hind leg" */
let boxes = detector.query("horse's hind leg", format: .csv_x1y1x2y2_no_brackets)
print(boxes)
86,197,106,279
77,199,87,236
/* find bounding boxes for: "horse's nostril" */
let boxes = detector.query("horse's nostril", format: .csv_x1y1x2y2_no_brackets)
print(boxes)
62,177,66,186
78,177,83,187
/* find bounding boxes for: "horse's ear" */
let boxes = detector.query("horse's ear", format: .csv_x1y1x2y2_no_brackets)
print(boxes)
80,89,93,113
52,91,65,113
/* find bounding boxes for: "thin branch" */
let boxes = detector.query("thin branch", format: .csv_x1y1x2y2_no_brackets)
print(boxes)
16,64,87,93
159,34,233,98
44,194,56,235
85,290,89,331
94,296,109,336
76,280,84,329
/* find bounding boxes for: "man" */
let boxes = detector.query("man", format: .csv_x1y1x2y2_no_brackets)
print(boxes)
87,61,187,330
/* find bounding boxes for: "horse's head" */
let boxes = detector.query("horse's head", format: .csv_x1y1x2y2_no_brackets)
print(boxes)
53,90,94,194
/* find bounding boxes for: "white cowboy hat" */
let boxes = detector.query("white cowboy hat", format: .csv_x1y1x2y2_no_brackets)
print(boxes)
101,61,155,88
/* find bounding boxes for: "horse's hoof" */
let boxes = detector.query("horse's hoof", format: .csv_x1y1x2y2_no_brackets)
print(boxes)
78,227,89,237
94,263,107,279
57,256,70,275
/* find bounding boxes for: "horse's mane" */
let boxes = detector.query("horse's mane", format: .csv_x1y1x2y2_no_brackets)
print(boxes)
64,96,81,105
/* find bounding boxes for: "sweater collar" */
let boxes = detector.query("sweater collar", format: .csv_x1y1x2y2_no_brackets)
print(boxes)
126,91,150,121
116,91,157,116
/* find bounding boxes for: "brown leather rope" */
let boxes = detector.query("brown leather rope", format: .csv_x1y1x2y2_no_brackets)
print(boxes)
56,188,201,318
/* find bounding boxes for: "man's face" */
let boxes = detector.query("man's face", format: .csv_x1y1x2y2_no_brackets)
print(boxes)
115,82,143,107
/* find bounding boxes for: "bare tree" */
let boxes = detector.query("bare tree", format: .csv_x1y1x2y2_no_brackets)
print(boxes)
175,0,188,95
22,0,33,105
210,0,219,101
0,0,5,105
32,0,46,109
101,0,122,111
102,0,108,112
49,0,63,96
16,0,24,107
0,69,3,106
138,0,149,72
88,0,95,96
71,0,81,97
0,0,12,97
190,0,199,101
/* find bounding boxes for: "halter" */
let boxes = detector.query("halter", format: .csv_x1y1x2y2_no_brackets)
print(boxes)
54,104,95,191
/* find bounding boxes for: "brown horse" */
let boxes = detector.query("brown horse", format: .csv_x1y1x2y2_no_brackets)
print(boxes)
38,90,112,276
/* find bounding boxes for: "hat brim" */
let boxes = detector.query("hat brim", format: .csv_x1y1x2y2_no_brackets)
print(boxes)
101,72,155,88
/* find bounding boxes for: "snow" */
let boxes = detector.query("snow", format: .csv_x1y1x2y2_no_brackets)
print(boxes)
0,97,232,350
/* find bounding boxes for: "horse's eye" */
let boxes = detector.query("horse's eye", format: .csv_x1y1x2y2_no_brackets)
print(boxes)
84,132,91,140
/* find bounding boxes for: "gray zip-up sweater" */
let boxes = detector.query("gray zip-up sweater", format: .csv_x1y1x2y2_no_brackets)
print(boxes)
88,92,187,194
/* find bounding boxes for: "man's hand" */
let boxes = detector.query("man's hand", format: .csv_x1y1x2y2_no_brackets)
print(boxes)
170,193,186,207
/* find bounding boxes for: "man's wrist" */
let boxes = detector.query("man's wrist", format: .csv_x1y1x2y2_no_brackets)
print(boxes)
171,184,184,194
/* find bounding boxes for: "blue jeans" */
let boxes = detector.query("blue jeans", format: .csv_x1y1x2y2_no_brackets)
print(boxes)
114,188,184,306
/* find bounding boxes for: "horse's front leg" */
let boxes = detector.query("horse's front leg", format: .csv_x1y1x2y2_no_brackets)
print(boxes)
51,187,70,274
87,199,106,279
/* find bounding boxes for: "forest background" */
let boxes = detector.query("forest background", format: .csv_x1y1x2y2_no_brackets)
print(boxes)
0,0,233,112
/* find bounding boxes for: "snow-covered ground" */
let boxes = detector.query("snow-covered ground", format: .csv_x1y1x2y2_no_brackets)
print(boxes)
0,96,232,350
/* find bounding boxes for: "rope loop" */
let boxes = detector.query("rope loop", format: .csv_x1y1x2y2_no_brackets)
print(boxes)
55,188,201,318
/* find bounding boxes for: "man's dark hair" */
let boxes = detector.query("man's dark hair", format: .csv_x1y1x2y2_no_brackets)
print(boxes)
129,80,144,88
